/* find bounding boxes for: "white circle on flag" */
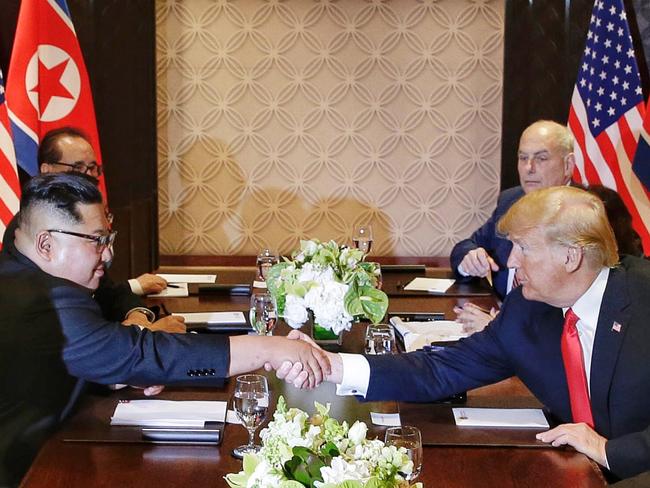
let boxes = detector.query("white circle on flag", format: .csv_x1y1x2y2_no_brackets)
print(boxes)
25,45,81,122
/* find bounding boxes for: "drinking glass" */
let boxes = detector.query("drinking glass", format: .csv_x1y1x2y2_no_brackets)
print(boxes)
232,374,269,458
256,249,279,282
352,224,373,254
249,293,277,336
364,323,395,355
385,426,423,481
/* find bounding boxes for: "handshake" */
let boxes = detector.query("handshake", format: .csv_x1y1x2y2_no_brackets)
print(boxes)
261,330,343,389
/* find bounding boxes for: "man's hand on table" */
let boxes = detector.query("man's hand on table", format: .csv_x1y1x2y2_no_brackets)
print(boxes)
136,273,168,295
454,302,497,332
459,247,499,277
123,311,186,333
536,423,608,467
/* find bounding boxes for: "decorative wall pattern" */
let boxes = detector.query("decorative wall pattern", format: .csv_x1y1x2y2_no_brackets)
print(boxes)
156,0,504,256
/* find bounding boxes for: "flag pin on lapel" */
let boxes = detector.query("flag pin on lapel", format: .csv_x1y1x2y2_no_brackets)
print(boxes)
612,322,622,333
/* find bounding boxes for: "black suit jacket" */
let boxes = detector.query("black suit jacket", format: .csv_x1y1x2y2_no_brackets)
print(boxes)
449,186,525,299
0,249,230,485
366,256,650,480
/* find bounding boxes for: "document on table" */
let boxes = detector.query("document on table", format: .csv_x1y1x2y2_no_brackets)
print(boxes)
175,311,246,325
148,282,188,297
403,277,456,293
390,317,469,352
452,408,549,428
111,400,227,427
156,273,217,284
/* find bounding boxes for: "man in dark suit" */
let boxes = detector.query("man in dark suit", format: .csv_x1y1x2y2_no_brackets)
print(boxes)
279,186,650,481
450,120,576,301
0,173,330,486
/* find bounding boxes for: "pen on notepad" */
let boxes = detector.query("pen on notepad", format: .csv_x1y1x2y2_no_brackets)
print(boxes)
166,283,182,288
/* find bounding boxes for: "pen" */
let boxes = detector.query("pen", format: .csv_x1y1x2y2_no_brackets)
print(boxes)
160,303,171,316
167,283,182,288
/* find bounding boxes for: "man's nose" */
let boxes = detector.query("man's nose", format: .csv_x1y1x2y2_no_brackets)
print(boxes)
101,244,114,262
507,246,520,268
523,156,536,173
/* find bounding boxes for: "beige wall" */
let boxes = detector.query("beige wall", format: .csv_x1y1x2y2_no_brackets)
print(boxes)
156,0,504,256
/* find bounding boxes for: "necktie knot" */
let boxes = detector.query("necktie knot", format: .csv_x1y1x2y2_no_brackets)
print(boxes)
564,308,579,331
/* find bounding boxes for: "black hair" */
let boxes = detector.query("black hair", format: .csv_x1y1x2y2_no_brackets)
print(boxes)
19,173,102,225
38,126,90,165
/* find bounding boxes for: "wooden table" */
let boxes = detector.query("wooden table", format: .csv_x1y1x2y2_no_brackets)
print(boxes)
20,267,606,487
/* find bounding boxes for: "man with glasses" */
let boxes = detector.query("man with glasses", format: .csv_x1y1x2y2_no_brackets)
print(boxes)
0,173,331,487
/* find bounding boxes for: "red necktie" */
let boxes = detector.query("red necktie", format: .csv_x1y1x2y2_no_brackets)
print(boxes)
561,309,594,427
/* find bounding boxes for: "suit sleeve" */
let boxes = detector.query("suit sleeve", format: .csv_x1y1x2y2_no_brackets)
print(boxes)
364,316,514,401
450,209,501,282
51,282,229,386
607,430,650,479
93,272,145,321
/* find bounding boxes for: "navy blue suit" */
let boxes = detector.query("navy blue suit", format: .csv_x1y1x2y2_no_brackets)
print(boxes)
366,256,650,480
0,248,230,485
449,186,525,299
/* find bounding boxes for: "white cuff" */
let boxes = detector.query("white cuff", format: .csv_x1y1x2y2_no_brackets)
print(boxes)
129,278,144,295
335,353,370,397
457,263,470,277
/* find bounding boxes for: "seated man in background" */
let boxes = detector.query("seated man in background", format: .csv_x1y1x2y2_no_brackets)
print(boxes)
452,120,575,330
280,186,650,482
0,173,331,487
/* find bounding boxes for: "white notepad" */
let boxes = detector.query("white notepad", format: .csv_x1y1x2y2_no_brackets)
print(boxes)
148,282,189,297
452,408,549,428
175,311,246,325
156,273,217,284
390,317,469,352
111,400,227,427
403,277,455,293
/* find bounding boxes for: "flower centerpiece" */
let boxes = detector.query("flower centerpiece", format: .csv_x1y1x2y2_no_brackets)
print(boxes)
266,240,389,341
225,397,422,488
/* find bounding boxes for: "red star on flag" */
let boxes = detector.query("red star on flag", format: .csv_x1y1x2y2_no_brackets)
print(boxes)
31,57,74,115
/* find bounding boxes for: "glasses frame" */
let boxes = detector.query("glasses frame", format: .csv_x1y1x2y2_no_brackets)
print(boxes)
47,229,117,252
49,160,103,176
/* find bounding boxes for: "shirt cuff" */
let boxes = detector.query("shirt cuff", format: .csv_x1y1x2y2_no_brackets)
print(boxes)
335,353,370,397
457,263,470,277
129,278,144,295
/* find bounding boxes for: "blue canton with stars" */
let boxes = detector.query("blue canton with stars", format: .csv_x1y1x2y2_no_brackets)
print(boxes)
576,0,643,136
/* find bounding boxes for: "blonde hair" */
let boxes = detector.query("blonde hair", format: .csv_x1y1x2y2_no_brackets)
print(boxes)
497,186,618,268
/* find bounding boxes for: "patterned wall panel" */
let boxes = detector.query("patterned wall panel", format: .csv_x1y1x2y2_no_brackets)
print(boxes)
156,0,504,257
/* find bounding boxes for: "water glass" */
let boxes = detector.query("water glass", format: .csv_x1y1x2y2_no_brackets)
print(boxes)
232,374,269,459
249,293,277,336
256,249,279,282
364,323,395,355
353,224,373,254
385,426,423,481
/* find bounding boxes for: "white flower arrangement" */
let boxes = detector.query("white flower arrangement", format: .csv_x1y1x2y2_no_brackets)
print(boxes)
266,240,388,335
225,397,422,488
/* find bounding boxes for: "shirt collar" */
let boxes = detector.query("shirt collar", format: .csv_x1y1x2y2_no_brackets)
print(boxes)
563,267,610,328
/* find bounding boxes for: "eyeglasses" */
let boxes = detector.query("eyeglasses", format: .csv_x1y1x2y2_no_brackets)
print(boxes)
47,229,117,252
49,160,103,177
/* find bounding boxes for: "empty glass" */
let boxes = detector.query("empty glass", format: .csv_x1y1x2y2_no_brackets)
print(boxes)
364,323,395,355
352,224,373,254
256,249,279,282
249,293,277,336
385,426,423,481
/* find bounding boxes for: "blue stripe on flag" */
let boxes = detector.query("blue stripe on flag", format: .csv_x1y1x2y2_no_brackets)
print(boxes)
53,0,71,17
633,137,650,192
10,121,39,175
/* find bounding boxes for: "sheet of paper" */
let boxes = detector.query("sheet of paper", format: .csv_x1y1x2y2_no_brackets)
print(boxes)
390,317,469,352
370,412,401,426
148,282,189,298
111,400,227,427
403,277,456,293
252,280,267,289
175,311,246,325
226,409,241,424
156,273,217,284
452,408,549,428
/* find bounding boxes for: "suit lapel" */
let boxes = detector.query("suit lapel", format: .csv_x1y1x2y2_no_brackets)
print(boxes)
589,266,631,436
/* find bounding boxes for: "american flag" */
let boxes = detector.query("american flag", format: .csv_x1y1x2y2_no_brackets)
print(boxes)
0,69,21,250
568,0,650,254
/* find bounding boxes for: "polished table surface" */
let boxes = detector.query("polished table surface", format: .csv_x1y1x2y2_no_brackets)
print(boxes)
20,267,606,487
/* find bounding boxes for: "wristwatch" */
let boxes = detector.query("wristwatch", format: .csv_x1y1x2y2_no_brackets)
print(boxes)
126,307,156,323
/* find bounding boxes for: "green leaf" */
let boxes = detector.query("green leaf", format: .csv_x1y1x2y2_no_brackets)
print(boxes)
363,478,388,488
319,441,340,458
357,286,388,323
335,481,363,488
242,453,260,475
277,395,287,415
224,473,248,488
278,481,307,488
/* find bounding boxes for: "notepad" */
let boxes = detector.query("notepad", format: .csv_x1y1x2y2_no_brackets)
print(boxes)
390,317,469,352
148,282,189,297
452,408,549,428
175,311,246,325
111,400,227,427
403,277,455,293
156,273,217,284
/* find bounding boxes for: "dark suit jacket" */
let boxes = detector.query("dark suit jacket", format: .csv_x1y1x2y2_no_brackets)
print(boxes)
0,249,230,486
449,186,525,299
2,213,144,321
366,256,650,480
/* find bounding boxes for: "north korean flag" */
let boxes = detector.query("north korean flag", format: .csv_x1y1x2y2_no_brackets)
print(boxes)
6,0,105,197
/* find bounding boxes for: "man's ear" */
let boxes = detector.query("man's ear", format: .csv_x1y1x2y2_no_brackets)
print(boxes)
564,153,576,177
564,245,583,272
40,163,52,174
35,231,54,261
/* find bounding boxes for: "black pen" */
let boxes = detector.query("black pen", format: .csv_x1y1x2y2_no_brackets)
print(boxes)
166,283,182,288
